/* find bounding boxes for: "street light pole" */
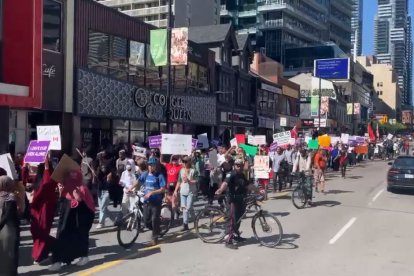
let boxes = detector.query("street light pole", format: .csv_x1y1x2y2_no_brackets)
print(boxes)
231,90,235,136
166,0,173,133
318,76,322,129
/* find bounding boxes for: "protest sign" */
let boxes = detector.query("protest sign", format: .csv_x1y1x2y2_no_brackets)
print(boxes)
37,125,61,150
230,138,238,148
161,134,192,155
273,131,291,146
356,136,366,144
51,154,81,183
330,136,340,145
148,135,162,148
239,144,258,156
192,139,198,150
254,155,270,179
341,133,349,144
209,149,218,168
307,139,319,150
387,133,393,140
24,140,50,164
197,133,209,149
269,142,278,152
235,134,245,145
288,138,296,146
247,135,255,145
211,139,220,147
132,145,147,157
355,145,368,154
0,153,17,180
254,135,266,146
318,135,331,147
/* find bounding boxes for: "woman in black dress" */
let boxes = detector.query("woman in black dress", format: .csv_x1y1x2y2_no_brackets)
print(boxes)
0,175,20,276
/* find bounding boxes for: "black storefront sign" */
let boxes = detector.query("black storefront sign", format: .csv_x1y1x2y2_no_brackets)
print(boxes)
301,119,314,127
42,50,64,110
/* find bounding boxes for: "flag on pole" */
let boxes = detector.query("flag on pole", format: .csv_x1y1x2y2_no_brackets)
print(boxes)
368,121,376,143
150,29,168,66
290,125,298,139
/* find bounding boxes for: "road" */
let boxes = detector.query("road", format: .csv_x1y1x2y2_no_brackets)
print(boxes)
18,159,414,276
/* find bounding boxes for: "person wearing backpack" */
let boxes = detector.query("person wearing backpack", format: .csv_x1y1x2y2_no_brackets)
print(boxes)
136,158,166,245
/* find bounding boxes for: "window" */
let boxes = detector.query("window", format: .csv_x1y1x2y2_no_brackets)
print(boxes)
88,32,109,74
109,36,128,80
43,0,62,52
129,41,145,87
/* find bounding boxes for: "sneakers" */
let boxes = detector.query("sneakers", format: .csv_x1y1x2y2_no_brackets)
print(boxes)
233,236,247,243
96,223,104,229
33,261,39,265
225,242,239,250
48,262,62,272
76,257,89,266
150,238,158,246
181,224,189,231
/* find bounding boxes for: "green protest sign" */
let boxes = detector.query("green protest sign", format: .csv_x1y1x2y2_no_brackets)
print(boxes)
239,144,258,156
308,139,319,150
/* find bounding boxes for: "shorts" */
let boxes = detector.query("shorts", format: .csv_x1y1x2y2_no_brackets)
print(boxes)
167,183,176,194
314,169,325,184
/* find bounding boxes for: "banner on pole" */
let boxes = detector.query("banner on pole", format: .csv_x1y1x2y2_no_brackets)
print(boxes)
171,27,188,66
150,29,168,66
311,96,319,117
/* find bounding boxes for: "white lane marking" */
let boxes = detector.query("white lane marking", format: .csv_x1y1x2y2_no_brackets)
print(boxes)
329,217,357,245
372,189,384,202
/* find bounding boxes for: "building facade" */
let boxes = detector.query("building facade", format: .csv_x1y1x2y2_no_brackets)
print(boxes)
351,0,363,56
96,0,220,28
220,0,352,63
374,0,412,106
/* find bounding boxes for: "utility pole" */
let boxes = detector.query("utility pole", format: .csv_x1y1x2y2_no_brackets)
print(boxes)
166,0,173,133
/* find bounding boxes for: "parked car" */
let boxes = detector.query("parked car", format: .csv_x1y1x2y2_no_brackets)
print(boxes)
387,156,414,192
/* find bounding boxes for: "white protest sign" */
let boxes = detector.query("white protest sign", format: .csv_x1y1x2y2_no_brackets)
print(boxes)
230,138,238,148
132,145,146,157
247,135,255,145
330,136,341,145
254,155,270,179
254,135,266,146
0,154,17,180
387,133,393,140
161,134,192,155
272,131,291,146
197,133,209,149
37,125,61,150
209,149,218,168
341,133,349,144
288,138,296,146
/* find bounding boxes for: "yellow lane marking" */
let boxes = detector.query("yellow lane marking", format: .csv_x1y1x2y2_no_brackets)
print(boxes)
77,245,161,276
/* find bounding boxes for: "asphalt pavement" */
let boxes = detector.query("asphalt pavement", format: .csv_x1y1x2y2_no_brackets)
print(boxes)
18,158,414,276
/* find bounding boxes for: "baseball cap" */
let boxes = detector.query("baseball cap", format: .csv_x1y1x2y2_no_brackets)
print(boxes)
148,158,158,166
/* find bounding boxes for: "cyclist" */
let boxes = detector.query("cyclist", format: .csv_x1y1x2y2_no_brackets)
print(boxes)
134,157,166,245
292,149,312,206
215,158,250,250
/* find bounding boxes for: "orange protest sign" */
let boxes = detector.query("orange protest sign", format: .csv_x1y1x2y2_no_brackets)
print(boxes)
355,146,368,154
318,135,331,148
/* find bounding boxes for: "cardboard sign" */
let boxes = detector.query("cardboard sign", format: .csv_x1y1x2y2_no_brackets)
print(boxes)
209,149,218,168
254,155,270,179
0,153,17,180
235,134,246,145
273,131,291,146
239,144,257,156
318,135,331,147
37,126,61,150
247,135,255,145
230,138,238,148
148,135,162,148
132,145,146,157
341,133,349,144
197,133,209,149
161,134,192,155
51,154,81,183
24,140,50,164
254,135,266,146
307,139,319,150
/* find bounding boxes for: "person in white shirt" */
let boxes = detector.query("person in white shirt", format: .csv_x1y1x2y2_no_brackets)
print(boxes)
284,145,295,187
292,149,313,205
271,147,286,192
119,163,137,215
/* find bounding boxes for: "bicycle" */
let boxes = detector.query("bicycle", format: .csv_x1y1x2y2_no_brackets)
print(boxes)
116,191,174,248
194,194,283,248
291,172,313,209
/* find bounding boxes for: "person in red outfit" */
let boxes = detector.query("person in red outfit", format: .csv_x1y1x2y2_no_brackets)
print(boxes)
163,155,182,218
30,159,58,264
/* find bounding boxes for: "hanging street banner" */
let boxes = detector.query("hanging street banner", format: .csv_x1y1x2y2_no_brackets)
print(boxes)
311,96,319,117
150,29,168,66
171,27,188,66
347,103,361,115
314,58,350,80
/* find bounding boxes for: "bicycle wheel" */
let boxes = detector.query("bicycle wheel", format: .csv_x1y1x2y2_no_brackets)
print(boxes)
117,213,140,248
195,207,227,243
291,186,307,209
252,211,283,247
160,204,174,237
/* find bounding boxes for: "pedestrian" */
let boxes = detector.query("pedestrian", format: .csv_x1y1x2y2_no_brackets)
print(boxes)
81,149,95,198
0,176,20,276
174,156,198,231
116,150,128,178
208,159,225,207
331,145,340,171
30,159,58,264
119,161,138,216
284,145,294,188
338,149,348,178
95,165,116,229
271,147,286,192
163,155,182,219
313,149,327,193
136,157,166,245
194,150,207,195
292,149,312,205
48,170,95,271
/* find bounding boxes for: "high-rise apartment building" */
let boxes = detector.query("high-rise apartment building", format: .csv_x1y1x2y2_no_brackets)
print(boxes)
96,0,220,28
351,0,363,56
220,0,352,63
374,0,412,106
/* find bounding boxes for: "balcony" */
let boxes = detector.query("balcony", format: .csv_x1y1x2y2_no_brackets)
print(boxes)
329,15,351,32
99,0,156,7
259,19,284,30
258,2,326,30
146,19,168,28
330,32,352,49
238,3,257,17
330,0,352,17
237,26,257,35
124,5,168,17
260,19,319,42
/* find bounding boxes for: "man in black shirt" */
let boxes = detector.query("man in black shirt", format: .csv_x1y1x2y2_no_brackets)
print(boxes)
216,158,249,249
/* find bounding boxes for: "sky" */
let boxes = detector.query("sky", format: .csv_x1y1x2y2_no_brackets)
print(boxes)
362,0,414,54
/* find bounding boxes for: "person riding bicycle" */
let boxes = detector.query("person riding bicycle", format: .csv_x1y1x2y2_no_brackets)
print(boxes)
131,157,166,245
215,158,250,250
292,149,312,206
